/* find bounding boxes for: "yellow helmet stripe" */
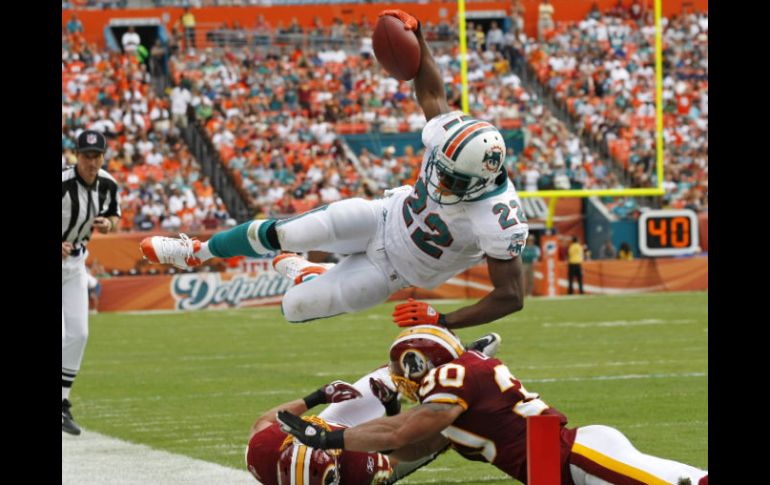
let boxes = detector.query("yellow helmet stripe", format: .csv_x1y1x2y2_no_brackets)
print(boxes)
293,444,309,485
394,326,464,357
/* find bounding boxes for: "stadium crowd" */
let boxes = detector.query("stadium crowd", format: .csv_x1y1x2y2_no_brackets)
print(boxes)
525,2,707,211
166,17,623,217
62,1,707,269
62,29,235,236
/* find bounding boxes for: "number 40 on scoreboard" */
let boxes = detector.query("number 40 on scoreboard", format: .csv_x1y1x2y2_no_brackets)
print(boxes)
638,209,700,257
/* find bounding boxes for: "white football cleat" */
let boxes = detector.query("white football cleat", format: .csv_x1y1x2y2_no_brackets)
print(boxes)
140,234,202,269
272,253,333,284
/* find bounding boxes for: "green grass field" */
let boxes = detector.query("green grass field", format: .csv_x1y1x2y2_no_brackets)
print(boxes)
75,291,708,484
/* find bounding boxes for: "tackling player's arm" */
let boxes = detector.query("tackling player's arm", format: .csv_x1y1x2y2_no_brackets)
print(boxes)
442,256,524,329
250,381,362,439
344,402,461,452
388,430,451,463
278,402,462,453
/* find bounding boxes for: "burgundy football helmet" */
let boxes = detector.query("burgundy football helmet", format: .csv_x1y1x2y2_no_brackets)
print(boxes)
277,442,340,485
389,325,465,401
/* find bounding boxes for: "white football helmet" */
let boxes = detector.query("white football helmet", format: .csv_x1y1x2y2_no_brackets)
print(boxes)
425,118,506,204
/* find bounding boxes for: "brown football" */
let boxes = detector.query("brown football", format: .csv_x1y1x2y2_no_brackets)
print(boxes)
372,15,421,81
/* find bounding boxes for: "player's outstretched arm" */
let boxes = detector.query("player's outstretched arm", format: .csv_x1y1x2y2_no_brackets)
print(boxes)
250,381,361,438
345,402,461,452
379,10,451,121
388,432,450,463
278,402,461,453
413,23,451,121
392,257,524,330
443,256,524,329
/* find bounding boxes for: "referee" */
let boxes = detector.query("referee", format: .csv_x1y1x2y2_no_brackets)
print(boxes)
62,130,121,435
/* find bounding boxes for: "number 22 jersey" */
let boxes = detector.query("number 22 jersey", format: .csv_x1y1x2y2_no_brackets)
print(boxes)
384,111,529,289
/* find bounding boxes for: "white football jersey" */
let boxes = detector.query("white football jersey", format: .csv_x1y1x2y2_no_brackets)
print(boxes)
384,111,529,289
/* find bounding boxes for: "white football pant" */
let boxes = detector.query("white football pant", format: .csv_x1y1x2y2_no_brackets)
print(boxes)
62,254,90,391
274,197,408,322
569,425,708,484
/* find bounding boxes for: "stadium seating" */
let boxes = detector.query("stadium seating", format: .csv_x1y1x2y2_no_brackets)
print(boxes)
62,33,234,234
525,5,708,210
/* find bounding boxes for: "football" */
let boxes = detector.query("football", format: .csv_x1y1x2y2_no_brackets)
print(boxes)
372,15,421,81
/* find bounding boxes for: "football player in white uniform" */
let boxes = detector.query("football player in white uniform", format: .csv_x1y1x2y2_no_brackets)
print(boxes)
141,9,528,329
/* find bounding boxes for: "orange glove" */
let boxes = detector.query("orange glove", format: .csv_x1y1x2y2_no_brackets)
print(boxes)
379,9,419,32
392,298,445,327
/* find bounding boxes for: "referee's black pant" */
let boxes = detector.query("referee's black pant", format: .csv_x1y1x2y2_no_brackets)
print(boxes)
568,263,584,294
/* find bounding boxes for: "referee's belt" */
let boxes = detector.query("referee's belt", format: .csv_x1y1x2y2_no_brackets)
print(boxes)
70,246,85,257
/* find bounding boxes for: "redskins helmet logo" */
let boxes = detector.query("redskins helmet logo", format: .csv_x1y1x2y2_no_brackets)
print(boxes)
483,146,504,172
400,350,428,380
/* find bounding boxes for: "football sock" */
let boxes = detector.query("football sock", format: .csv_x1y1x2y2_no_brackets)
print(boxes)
207,220,278,257
195,242,213,261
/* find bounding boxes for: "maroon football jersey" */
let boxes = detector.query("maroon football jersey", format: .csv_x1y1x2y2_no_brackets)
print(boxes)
339,450,393,484
417,351,577,483
246,422,392,484
246,423,284,485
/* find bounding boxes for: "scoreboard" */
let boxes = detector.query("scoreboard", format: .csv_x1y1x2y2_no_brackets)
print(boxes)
638,209,700,257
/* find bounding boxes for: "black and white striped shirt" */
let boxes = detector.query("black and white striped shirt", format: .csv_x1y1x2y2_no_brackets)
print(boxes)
62,166,121,254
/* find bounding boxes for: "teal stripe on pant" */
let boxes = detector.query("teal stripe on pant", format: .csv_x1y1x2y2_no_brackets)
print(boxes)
207,222,260,258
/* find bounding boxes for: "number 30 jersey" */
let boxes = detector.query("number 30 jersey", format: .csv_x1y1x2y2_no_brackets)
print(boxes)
417,351,577,483
384,111,529,289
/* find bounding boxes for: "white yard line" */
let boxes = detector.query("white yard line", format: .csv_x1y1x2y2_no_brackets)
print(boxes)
526,372,706,383
542,319,697,328
62,429,256,485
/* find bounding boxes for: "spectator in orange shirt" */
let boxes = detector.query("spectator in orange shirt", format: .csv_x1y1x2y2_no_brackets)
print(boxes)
193,176,214,206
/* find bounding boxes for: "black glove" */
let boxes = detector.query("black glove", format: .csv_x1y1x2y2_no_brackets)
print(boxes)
276,410,345,450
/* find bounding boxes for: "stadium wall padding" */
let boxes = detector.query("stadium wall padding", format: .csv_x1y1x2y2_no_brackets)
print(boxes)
97,256,707,312
63,0,708,47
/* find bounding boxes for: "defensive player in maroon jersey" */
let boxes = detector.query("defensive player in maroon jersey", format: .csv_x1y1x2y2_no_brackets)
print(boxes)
249,332,503,485
278,325,708,485
247,376,396,485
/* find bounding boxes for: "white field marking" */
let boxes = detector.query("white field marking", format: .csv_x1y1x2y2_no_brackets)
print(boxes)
624,420,708,429
542,318,697,328
81,389,297,404
62,429,256,485
557,280,668,294
526,372,706,384
444,278,494,292
82,372,705,409
401,476,509,483
515,359,704,370
531,290,707,302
